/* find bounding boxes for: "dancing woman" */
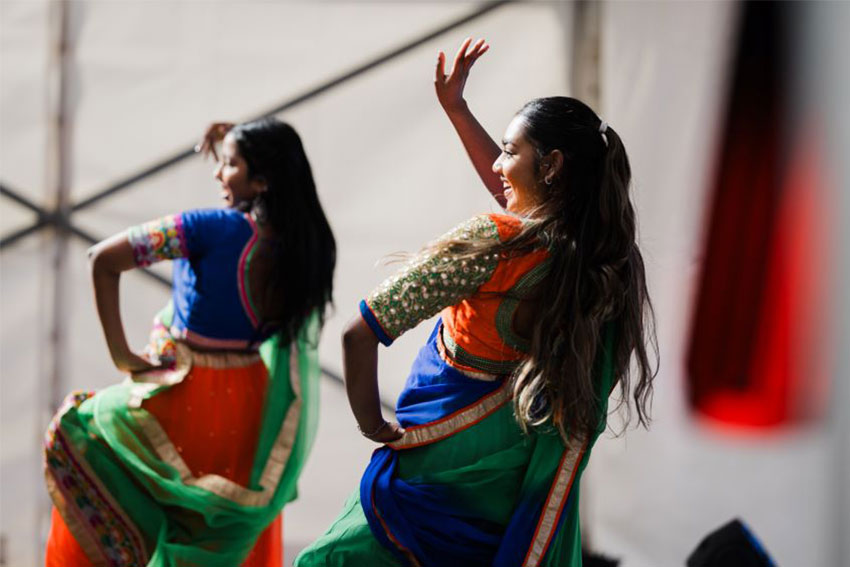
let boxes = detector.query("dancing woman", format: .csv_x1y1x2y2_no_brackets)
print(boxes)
296,39,656,567
44,118,336,566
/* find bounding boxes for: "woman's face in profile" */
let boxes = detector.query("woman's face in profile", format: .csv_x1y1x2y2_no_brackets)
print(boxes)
493,116,545,216
213,134,263,208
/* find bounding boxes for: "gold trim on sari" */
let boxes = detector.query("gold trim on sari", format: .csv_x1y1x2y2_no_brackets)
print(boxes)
44,393,150,566
127,341,303,507
388,382,511,450
523,440,587,567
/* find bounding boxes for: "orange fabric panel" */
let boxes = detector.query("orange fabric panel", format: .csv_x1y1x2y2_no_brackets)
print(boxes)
45,359,284,565
46,507,91,567
243,515,284,567
141,360,268,483
442,213,548,363
46,509,283,567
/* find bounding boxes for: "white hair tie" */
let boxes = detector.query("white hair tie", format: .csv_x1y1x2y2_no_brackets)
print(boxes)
598,120,609,147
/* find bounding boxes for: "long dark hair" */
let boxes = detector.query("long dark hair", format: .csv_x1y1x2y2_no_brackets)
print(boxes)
230,117,336,344
511,97,657,441
424,97,656,442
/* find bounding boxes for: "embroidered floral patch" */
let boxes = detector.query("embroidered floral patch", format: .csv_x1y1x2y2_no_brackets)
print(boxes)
365,215,500,340
44,391,149,565
144,321,178,369
127,214,188,267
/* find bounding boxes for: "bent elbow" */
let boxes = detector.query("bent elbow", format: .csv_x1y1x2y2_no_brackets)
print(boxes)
342,316,376,351
87,241,117,275
342,320,360,349
87,245,103,271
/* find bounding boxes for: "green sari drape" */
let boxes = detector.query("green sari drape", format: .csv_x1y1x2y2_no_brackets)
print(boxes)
297,325,614,567
44,312,322,566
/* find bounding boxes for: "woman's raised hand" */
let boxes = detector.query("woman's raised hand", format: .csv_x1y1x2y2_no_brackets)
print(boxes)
196,122,235,161
435,38,489,114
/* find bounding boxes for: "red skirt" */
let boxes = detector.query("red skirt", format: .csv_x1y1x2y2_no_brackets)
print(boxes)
45,356,283,566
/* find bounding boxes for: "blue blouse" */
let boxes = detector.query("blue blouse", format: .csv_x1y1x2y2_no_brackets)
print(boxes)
127,208,265,353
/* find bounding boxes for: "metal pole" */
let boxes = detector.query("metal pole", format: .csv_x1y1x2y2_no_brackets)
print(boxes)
48,0,73,413
571,0,602,112
39,0,73,561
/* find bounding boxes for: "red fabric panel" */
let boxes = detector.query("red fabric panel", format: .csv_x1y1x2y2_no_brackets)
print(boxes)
687,3,826,427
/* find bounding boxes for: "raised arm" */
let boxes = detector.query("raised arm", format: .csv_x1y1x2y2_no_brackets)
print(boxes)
88,234,158,373
435,38,506,207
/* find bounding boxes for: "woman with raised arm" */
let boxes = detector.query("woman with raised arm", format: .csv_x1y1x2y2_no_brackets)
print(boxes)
43,118,336,567
296,39,656,567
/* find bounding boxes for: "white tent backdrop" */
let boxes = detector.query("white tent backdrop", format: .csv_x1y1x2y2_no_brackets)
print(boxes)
1,2,848,567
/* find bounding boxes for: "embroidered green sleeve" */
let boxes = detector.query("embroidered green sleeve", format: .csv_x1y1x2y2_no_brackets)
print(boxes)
364,215,501,342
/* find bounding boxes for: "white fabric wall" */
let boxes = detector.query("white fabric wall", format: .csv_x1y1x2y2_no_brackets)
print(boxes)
1,2,846,567
585,3,845,567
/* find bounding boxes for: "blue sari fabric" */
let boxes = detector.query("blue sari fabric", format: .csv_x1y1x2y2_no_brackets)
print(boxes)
360,323,585,567
127,208,272,351
361,323,506,566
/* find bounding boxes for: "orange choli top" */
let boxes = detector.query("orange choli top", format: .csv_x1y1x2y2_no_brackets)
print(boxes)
361,213,550,378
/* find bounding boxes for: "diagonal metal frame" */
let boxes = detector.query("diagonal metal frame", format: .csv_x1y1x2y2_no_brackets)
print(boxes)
70,0,510,214
1,1,512,412
1,183,173,286
2,1,509,236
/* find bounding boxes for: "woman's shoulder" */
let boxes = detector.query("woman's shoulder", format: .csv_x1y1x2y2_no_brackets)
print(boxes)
173,208,255,253
444,212,524,243
485,212,526,241
180,207,254,234
180,207,248,224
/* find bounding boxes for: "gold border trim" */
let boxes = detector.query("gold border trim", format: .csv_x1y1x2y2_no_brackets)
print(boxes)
45,427,149,565
494,257,552,353
190,348,261,369
45,466,111,566
523,441,586,567
129,342,303,507
436,325,500,381
441,328,523,375
388,382,511,450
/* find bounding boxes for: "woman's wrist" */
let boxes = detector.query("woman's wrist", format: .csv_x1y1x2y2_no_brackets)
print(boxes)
357,419,389,439
442,98,469,117
107,340,132,361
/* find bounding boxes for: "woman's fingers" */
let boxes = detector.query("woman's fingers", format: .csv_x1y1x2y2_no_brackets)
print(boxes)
199,137,217,161
468,41,489,67
207,138,218,161
435,39,488,110
465,38,486,64
114,351,161,374
197,122,233,161
197,126,213,159
374,421,405,443
448,38,487,78
451,37,472,77
199,139,212,160
435,51,446,82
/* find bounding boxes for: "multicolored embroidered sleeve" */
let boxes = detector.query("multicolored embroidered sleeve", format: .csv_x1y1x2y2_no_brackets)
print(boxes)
126,214,189,267
361,215,501,346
